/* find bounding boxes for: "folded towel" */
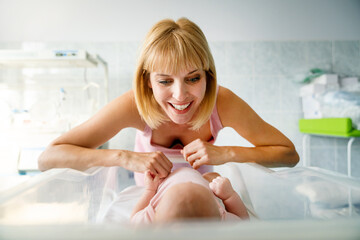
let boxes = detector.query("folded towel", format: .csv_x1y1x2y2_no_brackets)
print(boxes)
295,181,359,208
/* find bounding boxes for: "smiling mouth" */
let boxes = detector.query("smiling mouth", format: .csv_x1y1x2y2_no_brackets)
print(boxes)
169,102,192,111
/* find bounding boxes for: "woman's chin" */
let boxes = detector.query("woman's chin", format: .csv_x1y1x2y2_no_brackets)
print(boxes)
169,116,192,126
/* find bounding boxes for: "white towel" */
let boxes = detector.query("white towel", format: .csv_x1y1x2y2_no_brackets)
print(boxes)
100,185,145,223
295,181,357,208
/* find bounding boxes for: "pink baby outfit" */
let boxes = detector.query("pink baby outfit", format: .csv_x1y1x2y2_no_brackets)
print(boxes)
131,167,240,224
133,91,224,186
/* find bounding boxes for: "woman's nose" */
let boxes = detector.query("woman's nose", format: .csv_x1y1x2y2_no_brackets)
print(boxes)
172,82,187,101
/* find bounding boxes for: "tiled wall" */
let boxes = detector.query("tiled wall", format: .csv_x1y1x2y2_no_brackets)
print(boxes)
1,40,359,176
211,41,360,177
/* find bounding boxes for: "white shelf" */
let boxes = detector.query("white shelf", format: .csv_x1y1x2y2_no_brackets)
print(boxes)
0,49,109,174
0,50,98,68
0,49,109,102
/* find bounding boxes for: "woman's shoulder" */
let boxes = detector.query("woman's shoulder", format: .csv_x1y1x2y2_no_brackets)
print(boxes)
107,90,146,130
216,85,250,127
217,85,243,109
217,85,233,98
108,89,136,111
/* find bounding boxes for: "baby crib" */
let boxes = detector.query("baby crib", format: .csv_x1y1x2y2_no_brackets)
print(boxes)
0,162,360,239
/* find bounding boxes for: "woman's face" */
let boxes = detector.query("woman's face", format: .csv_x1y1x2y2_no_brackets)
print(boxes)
149,68,206,125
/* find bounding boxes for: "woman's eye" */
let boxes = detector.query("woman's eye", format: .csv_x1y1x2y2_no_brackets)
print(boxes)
188,76,200,83
159,80,171,85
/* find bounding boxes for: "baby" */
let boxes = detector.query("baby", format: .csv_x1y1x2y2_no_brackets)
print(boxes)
131,167,249,224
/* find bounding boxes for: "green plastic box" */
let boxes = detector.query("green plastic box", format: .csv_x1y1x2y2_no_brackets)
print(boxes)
299,118,360,137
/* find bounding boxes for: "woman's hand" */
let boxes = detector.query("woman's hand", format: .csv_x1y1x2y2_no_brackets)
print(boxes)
122,151,172,178
181,139,226,169
209,176,235,201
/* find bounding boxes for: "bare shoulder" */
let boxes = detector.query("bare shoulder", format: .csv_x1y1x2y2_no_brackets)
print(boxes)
217,85,245,107
216,86,235,122
217,86,257,128
100,90,145,130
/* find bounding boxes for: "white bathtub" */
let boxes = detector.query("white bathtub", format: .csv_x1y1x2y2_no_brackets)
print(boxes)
0,163,360,239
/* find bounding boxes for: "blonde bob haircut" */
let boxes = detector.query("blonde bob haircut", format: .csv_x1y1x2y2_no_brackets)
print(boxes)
133,17,217,130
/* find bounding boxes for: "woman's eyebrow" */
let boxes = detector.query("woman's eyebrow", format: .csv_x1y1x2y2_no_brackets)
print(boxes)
155,69,198,77
187,69,199,75
155,73,170,77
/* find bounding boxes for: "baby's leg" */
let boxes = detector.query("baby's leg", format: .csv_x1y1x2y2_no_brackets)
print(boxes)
202,172,220,182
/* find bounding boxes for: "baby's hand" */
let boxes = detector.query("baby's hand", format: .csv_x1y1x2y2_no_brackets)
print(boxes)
144,170,160,192
209,176,235,201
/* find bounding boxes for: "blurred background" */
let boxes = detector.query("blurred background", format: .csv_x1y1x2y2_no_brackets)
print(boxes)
0,0,359,178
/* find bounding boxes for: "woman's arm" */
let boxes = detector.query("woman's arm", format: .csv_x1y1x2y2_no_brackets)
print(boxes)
38,90,172,176
182,86,299,168
217,86,299,167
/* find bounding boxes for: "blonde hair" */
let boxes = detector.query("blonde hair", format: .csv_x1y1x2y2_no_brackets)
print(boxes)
133,18,217,130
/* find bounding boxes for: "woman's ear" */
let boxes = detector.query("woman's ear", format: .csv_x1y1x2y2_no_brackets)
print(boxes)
148,78,152,88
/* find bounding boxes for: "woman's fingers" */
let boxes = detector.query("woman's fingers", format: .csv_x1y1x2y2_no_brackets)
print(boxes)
192,157,208,169
182,139,207,164
155,152,173,177
184,146,210,169
186,151,204,166
157,152,173,172
182,139,202,159
183,139,225,168
147,165,157,177
147,152,172,178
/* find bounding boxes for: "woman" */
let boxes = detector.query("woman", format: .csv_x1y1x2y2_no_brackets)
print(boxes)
38,18,299,185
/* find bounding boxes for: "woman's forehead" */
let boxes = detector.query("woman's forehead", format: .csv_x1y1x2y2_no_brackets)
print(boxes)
148,60,199,74
145,48,206,75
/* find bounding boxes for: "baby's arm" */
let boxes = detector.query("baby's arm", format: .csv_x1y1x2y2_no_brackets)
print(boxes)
209,176,249,220
131,171,160,218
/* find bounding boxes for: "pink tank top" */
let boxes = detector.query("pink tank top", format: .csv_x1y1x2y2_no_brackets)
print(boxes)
134,88,223,186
